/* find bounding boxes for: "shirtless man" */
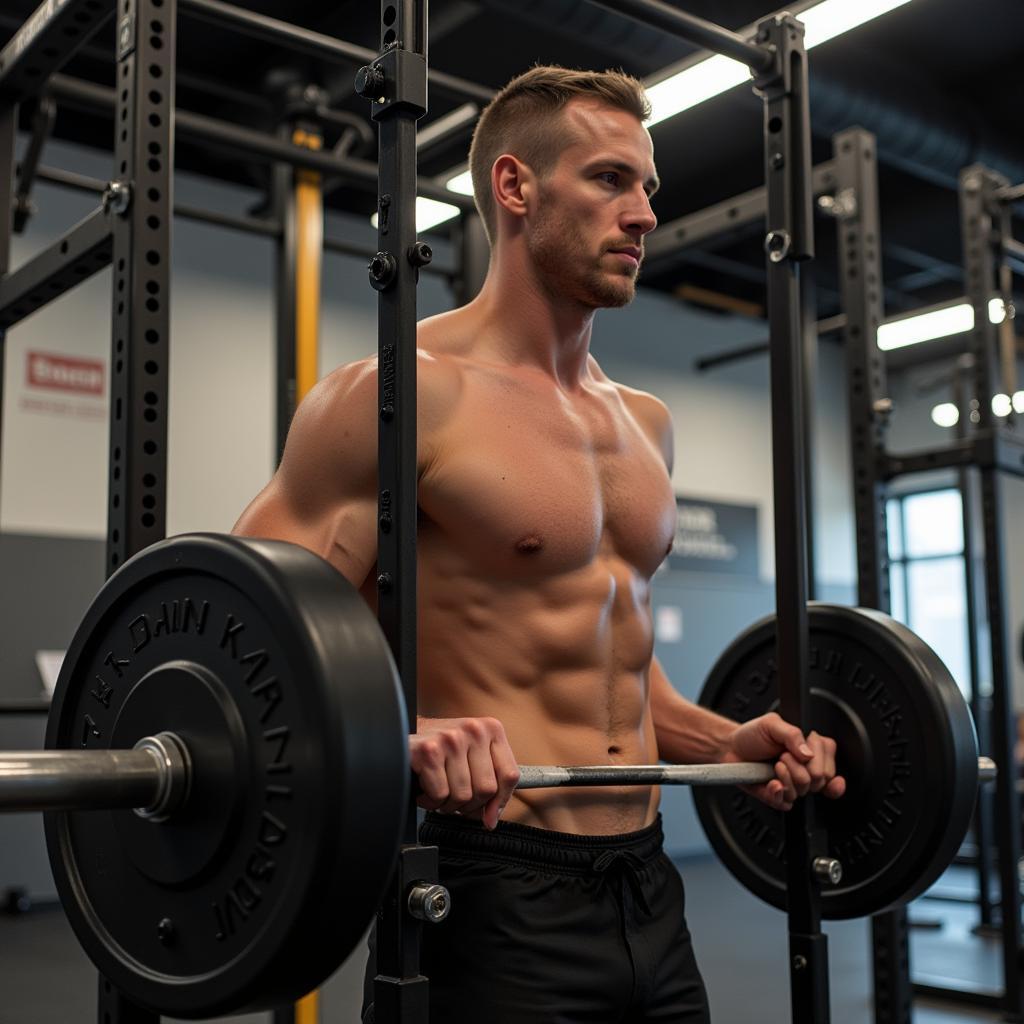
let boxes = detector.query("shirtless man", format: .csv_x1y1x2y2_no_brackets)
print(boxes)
234,66,844,1023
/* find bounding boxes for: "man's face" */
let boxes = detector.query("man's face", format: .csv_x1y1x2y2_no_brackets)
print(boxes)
526,99,659,310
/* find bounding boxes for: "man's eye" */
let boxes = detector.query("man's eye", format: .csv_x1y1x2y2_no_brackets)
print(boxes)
598,172,619,186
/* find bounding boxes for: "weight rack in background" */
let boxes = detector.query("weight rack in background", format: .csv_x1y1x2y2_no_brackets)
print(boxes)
841,131,1024,1017
0,0,176,1019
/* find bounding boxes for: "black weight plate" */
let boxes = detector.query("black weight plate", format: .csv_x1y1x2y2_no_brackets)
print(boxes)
693,604,978,920
44,534,408,1018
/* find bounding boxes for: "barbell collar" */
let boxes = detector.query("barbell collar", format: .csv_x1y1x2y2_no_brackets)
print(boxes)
0,733,189,816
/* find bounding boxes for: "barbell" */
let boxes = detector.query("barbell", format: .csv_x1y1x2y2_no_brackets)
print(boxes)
0,534,995,1017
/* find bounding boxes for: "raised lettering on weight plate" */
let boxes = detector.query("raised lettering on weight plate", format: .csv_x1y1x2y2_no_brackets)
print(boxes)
211,814,290,942
103,652,130,678
809,646,844,676
129,615,151,653
90,677,114,708
220,615,246,658
240,649,269,684
81,714,101,747
151,598,210,639
263,727,291,774
249,677,282,724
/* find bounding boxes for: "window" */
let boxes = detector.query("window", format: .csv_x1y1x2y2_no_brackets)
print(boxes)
886,489,970,698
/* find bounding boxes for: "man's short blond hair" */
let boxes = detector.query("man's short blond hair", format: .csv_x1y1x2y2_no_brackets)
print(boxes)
468,65,651,243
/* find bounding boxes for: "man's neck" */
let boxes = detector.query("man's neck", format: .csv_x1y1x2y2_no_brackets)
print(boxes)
466,253,597,390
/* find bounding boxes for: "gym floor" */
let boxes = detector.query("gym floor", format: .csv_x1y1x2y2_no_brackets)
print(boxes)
0,857,1003,1024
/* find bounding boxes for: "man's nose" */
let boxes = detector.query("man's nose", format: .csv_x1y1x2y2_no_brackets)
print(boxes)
623,191,657,236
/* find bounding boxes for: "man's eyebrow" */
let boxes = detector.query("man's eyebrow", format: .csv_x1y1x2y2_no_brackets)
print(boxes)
586,158,660,195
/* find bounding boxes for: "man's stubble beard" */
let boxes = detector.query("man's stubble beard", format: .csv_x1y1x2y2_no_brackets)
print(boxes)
528,194,638,310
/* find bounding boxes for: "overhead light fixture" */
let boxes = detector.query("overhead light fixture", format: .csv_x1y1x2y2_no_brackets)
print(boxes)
409,0,920,229
799,0,915,49
645,0,916,127
993,392,1024,416
877,299,1007,351
445,168,474,196
992,393,1013,417
931,403,959,428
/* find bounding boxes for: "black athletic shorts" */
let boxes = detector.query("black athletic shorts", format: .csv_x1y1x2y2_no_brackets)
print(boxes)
362,812,711,1023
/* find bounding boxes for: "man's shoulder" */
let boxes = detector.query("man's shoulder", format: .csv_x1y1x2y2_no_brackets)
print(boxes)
588,358,671,425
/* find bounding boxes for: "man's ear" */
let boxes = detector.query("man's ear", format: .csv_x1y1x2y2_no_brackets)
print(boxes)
492,154,533,221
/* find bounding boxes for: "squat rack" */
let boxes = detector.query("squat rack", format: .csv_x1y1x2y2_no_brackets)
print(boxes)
1,1,831,1022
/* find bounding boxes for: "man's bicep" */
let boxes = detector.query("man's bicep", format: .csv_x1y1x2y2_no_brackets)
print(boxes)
233,483,378,587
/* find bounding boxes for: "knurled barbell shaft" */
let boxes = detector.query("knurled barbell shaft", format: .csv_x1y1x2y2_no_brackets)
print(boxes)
0,733,189,816
516,756,998,790
515,763,777,789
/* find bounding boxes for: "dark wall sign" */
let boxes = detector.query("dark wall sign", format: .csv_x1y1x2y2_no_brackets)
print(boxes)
667,496,759,576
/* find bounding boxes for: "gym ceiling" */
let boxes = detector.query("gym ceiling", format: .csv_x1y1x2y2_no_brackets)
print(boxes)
2,0,1022,338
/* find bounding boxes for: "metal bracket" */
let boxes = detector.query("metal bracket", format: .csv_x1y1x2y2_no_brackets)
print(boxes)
117,14,136,60
755,12,813,263
360,47,427,122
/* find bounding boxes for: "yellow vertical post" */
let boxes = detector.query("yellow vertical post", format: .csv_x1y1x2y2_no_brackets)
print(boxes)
293,127,324,405
293,125,323,1024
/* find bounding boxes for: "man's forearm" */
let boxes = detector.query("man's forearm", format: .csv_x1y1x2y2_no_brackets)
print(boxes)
649,656,739,764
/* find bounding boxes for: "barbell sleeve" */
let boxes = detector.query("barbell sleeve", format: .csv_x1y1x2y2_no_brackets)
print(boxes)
0,733,189,817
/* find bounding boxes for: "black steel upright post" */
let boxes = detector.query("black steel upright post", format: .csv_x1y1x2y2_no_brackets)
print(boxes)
952,358,995,932
97,977,158,1024
106,0,176,572
802,272,817,600
831,127,912,1024
754,15,825,1024
359,3,432,1022
959,164,1023,1019
0,103,14,520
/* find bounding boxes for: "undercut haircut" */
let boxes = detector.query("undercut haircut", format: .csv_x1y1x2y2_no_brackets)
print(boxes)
468,65,651,244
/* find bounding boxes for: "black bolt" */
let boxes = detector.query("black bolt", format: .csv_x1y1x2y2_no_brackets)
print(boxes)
380,403,395,421
368,251,397,291
377,572,392,592
770,152,784,170
157,917,175,945
379,513,392,532
355,64,385,99
408,242,433,267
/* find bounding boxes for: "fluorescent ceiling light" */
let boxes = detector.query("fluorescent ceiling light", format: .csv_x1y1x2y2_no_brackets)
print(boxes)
878,304,974,351
931,403,959,428
877,299,1007,351
647,55,749,127
410,0,920,225
645,0,916,127
1015,391,1024,414
446,168,474,196
800,0,915,49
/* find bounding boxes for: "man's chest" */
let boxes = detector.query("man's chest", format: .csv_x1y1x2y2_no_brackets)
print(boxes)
418,382,677,580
